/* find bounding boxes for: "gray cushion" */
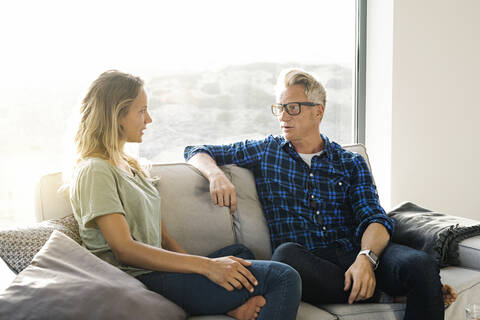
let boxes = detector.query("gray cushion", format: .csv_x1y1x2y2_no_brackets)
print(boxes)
320,303,405,320
0,215,81,274
458,235,480,270
150,163,236,256
0,230,186,320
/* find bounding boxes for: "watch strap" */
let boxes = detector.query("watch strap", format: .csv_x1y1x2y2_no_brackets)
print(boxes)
358,249,379,270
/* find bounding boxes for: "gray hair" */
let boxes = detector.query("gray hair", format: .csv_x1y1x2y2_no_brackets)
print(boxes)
275,68,326,106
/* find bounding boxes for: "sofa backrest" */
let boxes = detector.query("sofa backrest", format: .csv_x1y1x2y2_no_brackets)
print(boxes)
35,144,372,259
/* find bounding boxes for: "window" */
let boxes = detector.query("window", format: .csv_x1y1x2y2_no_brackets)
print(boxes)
0,0,359,228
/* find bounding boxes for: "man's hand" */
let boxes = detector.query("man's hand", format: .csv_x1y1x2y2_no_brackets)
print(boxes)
344,255,376,304
204,256,258,292
209,173,237,214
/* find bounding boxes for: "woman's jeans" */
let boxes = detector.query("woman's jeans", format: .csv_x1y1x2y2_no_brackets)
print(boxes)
271,242,444,320
137,244,301,320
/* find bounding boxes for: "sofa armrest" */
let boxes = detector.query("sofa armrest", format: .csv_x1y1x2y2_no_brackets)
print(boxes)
458,235,480,271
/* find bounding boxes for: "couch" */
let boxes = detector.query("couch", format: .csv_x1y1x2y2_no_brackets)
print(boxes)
2,144,480,319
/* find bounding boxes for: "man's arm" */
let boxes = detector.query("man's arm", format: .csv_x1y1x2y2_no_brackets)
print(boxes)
188,153,238,213
344,153,394,304
344,222,390,304
184,139,268,213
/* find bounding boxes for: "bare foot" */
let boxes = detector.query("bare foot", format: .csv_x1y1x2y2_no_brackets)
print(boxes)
393,284,457,306
442,284,457,306
227,296,266,320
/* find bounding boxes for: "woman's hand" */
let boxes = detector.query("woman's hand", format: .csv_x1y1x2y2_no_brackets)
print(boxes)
204,256,258,292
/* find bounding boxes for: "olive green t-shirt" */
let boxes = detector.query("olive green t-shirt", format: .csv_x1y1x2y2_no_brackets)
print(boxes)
70,158,162,277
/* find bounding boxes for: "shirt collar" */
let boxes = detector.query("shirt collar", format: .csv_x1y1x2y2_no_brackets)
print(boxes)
280,134,333,160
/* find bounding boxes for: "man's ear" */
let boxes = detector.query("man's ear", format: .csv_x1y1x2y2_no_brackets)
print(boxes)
317,104,325,119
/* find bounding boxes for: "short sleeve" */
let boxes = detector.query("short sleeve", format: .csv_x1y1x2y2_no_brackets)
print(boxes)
71,162,125,228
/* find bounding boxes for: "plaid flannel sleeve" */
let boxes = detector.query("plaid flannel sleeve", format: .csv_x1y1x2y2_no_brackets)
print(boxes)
348,153,395,241
184,138,268,169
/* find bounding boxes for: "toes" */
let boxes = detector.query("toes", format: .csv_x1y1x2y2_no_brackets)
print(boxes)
256,296,266,306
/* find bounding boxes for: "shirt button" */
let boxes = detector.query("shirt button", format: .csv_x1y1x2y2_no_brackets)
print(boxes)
322,226,327,231
309,173,313,177
316,211,320,215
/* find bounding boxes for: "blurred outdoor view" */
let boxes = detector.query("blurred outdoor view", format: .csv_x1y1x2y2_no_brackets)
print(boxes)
141,62,352,162
0,0,356,229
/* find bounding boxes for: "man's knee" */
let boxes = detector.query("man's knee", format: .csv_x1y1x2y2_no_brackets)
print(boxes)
271,242,305,265
232,243,255,260
397,250,441,290
404,250,439,274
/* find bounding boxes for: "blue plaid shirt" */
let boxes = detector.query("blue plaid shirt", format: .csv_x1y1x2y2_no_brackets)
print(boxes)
184,135,394,253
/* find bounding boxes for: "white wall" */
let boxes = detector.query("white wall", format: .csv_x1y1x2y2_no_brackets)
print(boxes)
366,0,480,219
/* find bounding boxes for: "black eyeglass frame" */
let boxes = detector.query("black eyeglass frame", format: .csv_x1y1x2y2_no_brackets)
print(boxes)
271,102,321,116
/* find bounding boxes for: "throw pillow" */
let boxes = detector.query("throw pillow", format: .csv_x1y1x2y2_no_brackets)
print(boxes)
0,230,186,320
0,215,81,274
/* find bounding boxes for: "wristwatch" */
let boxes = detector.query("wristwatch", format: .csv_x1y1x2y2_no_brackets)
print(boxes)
358,249,379,270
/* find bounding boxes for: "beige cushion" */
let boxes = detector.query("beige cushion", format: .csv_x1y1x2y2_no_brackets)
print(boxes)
150,163,236,256
222,165,272,260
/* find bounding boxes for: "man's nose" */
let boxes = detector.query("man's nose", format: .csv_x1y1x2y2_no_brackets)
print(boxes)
279,109,291,121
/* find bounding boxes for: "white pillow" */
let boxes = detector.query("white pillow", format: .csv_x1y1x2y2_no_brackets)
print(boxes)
0,230,186,320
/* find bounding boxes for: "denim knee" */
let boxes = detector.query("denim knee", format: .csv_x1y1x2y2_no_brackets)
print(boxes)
268,261,302,296
271,242,304,265
399,250,441,290
403,251,439,276
233,243,255,260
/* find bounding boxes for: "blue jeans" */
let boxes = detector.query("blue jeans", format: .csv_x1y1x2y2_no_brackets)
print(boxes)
137,244,301,319
271,242,444,320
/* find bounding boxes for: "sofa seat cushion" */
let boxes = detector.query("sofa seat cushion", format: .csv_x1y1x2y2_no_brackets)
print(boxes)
441,266,480,320
319,303,405,320
150,163,236,256
187,302,337,320
0,230,186,320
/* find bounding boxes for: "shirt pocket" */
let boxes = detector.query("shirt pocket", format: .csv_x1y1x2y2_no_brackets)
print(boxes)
325,175,350,206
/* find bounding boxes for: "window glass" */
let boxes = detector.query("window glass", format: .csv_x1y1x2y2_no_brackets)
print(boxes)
0,0,356,228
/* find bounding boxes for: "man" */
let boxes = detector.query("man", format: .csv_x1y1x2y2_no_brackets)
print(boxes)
184,69,452,319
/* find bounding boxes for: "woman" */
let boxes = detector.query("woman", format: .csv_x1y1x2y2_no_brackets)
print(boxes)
69,70,301,320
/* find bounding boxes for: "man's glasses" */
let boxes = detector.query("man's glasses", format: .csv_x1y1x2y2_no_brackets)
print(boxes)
271,102,320,116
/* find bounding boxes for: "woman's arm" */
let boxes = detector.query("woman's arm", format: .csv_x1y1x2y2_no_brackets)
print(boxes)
94,213,258,292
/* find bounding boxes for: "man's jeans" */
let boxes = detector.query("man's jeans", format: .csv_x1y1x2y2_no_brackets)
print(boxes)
137,244,302,320
271,242,444,320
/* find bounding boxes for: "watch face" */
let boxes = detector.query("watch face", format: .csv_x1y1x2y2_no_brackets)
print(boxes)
369,251,378,262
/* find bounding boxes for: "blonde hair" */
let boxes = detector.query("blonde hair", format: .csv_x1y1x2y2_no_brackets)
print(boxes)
275,68,326,107
74,70,148,177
